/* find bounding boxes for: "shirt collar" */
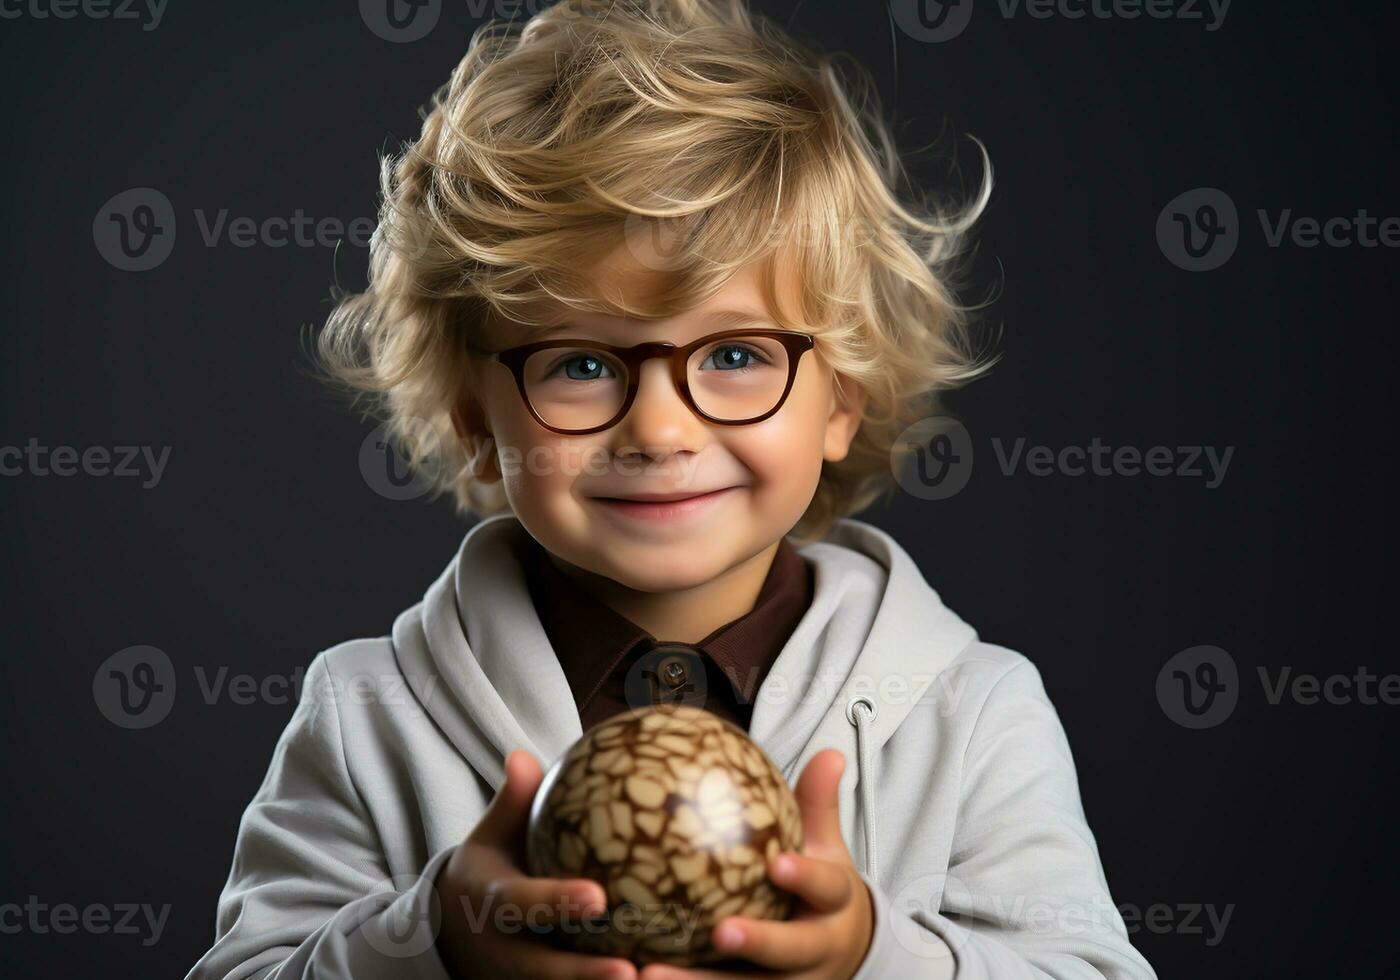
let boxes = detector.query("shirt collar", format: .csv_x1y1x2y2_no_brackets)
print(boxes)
523,534,812,715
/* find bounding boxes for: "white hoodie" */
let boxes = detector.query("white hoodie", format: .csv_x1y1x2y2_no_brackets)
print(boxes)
187,514,1157,979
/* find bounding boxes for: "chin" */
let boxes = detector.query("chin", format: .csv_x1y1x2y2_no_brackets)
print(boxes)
590,543,734,593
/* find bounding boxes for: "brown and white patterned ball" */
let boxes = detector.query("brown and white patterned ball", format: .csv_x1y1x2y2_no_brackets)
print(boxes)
526,704,804,966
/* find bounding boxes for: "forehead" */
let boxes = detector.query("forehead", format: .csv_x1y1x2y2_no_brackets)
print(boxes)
536,251,801,345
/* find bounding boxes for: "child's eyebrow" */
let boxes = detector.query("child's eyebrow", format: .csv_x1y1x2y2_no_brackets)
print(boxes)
697,310,781,331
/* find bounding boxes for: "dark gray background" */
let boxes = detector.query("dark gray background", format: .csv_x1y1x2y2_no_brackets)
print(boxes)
2,1,1394,976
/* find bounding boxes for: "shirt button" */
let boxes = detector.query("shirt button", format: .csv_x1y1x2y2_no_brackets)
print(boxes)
661,658,688,689
623,643,708,712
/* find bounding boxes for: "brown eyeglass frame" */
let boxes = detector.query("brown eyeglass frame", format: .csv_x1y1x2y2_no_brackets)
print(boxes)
473,328,817,435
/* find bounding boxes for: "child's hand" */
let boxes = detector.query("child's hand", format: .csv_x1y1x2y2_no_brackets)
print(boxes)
638,749,874,980
435,748,638,980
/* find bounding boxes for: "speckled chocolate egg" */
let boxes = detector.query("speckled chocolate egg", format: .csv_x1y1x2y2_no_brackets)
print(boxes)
526,704,804,966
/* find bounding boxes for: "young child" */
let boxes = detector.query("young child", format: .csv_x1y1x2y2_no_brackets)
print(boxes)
189,1,1155,977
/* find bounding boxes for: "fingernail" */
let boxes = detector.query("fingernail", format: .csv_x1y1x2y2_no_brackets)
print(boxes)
715,921,744,949
772,854,795,878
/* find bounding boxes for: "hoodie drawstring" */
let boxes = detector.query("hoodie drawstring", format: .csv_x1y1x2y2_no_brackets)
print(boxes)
845,694,878,882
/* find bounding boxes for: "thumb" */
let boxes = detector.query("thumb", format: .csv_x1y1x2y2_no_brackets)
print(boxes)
471,748,543,848
794,748,850,860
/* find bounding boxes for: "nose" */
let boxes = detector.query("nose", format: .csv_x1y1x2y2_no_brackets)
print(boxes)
608,357,708,461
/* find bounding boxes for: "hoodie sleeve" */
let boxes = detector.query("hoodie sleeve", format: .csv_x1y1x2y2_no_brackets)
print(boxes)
185,651,457,980
851,659,1157,980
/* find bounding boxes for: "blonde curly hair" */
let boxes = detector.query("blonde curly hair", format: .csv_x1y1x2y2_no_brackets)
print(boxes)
317,0,993,544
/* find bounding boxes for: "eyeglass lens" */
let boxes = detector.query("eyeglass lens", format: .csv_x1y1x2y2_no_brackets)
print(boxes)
520,334,792,430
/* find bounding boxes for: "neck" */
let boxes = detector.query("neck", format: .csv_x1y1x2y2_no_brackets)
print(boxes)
545,541,781,643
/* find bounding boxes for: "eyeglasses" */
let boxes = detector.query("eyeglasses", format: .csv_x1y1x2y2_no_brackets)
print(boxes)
473,328,816,435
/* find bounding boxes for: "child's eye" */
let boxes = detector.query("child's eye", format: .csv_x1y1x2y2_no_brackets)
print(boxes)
701,343,766,372
553,353,615,381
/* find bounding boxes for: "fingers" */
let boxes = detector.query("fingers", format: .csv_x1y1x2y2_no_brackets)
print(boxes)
637,962,770,980
703,853,856,972
794,748,849,858
768,851,852,913
711,912,837,972
485,872,609,925
511,942,637,980
471,748,543,848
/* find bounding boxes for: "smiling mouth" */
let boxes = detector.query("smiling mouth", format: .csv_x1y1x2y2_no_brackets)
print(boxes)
588,487,738,521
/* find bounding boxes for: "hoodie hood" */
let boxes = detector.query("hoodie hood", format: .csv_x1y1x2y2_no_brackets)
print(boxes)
391,513,978,874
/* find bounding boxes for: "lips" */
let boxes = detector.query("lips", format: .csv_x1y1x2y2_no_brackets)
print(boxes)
595,488,732,503
588,487,738,522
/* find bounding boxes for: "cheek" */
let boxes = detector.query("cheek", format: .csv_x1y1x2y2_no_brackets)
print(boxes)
477,374,554,497
493,418,599,516
733,388,829,499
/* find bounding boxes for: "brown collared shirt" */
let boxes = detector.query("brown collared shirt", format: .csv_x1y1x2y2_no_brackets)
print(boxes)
522,535,813,733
